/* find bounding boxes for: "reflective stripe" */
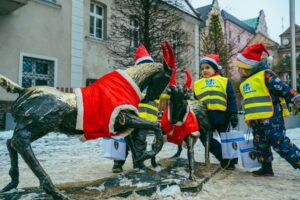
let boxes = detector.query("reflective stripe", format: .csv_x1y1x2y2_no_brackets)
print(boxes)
138,107,158,116
196,91,226,100
202,99,226,106
244,96,270,104
244,106,273,114
147,101,158,107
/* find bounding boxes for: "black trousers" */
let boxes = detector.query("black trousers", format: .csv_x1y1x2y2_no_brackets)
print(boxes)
114,128,149,167
199,124,238,164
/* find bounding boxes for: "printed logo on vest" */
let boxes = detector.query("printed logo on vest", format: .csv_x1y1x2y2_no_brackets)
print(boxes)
205,79,215,87
243,83,256,94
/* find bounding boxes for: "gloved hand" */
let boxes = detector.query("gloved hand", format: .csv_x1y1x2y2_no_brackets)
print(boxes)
292,94,300,108
230,113,239,128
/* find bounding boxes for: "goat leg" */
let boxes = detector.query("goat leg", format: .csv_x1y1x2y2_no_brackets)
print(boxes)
171,145,182,158
117,112,164,163
1,139,19,192
10,129,69,200
184,135,196,180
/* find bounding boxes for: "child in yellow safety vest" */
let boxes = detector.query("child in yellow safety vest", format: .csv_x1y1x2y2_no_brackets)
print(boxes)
236,43,300,176
112,45,159,172
194,54,239,170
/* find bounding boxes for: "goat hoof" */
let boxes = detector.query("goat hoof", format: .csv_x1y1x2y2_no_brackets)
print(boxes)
53,191,69,200
171,153,180,158
1,181,18,192
188,174,197,181
136,151,155,163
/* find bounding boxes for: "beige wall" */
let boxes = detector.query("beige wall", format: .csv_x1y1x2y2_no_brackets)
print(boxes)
0,0,72,100
82,0,115,84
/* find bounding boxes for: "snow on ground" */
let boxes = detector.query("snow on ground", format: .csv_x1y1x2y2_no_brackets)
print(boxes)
1,128,300,199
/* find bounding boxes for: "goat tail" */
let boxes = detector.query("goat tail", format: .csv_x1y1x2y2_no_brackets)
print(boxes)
0,74,24,94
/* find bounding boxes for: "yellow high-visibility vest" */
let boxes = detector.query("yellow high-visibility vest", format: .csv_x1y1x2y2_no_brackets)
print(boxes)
138,100,159,122
194,75,228,111
240,70,289,122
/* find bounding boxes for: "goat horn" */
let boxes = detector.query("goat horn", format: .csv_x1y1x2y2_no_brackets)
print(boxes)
169,67,177,86
161,43,169,67
184,70,192,89
165,40,175,68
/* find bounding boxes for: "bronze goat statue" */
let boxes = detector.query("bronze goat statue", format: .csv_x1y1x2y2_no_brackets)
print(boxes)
0,41,175,200
151,68,212,180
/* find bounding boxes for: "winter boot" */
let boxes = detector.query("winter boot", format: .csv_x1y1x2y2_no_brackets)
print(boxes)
221,159,233,170
133,162,148,171
252,162,274,177
112,160,124,173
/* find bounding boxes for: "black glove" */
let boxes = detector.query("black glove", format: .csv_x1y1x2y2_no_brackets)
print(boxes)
230,113,239,128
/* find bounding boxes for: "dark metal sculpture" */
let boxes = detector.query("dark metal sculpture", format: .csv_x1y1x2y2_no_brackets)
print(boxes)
151,69,212,180
0,41,175,200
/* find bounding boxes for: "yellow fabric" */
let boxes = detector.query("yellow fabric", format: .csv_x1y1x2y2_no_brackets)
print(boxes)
194,75,228,111
235,60,253,69
138,100,159,122
159,93,170,100
279,97,290,117
240,70,289,122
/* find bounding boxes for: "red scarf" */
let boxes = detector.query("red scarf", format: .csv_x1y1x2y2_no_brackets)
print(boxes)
75,70,143,140
160,105,200,145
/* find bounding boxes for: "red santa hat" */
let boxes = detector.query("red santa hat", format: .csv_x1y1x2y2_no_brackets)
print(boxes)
236,43,270,69
134,44,154,65
199,54,222,72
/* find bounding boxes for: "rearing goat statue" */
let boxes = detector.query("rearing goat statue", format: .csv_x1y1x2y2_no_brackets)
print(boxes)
151,68,212,180
0,41,175,200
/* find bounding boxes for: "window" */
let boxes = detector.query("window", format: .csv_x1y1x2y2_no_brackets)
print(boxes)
21,57,55,88
90,3,104,39
237,35,240,43
130,16,140,48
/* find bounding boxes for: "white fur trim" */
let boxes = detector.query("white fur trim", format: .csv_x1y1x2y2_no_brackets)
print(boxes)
237,53,259,66
74,88,84,130
109,104,139,134
201,57,218,66
191,131,200,136
116,69,143,100
135,56,154,65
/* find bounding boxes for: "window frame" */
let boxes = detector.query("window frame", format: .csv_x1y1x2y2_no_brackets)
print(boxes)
130,16,140,48
19,52,57,88
89,2,104,40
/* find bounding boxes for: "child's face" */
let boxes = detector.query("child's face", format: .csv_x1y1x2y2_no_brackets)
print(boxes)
237,67,250,77
200,64,215,78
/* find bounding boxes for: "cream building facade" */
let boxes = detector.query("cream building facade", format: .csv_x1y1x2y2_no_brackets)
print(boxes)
0,0,201,129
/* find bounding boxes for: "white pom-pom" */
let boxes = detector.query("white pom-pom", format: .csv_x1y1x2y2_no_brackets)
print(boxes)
267,56,273,65
267,56,273,68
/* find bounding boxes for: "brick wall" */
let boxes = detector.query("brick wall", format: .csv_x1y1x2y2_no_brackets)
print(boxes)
0,101,13,130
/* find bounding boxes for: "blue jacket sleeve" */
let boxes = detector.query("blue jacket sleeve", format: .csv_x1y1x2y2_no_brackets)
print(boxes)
265,70,297,103
226,80,238,114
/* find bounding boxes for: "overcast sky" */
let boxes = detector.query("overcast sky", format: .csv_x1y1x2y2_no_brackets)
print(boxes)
189,0,300,43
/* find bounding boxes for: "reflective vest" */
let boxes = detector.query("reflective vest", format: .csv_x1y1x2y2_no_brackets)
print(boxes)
194,75,228,111
138,100,159,122
240,70,290,122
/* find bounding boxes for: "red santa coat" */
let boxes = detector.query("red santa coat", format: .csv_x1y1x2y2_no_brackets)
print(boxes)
74,70,143,140
160,105,200,145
